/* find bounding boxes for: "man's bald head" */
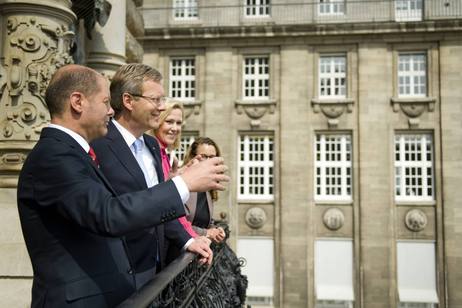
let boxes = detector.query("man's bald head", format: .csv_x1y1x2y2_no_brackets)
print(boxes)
45,65,103,117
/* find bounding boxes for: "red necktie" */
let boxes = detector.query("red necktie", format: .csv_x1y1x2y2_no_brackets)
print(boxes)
88,147,99,167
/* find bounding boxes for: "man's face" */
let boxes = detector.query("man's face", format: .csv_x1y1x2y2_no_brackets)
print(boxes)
130,80,166,132
84,77,114,141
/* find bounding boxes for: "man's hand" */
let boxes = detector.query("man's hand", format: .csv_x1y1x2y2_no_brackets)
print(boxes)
206,227,225,243
180,157,230,192
186,236,213,265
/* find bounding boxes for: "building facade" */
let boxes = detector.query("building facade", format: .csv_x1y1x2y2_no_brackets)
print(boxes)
0,0,144,306
141,1,462,307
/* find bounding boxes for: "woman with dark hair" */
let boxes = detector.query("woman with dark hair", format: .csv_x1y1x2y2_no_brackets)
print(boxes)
183,137,226,243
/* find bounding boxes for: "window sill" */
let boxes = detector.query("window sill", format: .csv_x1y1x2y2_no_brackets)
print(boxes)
395,200,436,207
235,99,277,119
311,98,355,127
315,200,353,206
391,96,436,118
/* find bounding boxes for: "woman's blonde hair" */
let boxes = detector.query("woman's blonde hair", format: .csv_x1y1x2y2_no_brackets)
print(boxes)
153,100,184,150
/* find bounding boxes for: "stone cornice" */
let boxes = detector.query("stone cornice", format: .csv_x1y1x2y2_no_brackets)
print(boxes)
141,19,462,41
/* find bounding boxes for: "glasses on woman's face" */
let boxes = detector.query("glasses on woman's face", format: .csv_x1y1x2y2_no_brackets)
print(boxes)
198,153,216,160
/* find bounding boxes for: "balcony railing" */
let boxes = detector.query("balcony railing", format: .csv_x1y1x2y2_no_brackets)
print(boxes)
142,0,462,30
117,223,248,308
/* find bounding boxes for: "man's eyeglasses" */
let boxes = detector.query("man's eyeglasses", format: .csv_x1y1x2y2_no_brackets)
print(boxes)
127,93,167,106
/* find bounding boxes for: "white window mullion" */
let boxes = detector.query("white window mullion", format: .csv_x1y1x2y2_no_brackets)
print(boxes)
170,58,196,101
238,135,274,201
319,55,346,99
315,134,352,201
394,134,434,202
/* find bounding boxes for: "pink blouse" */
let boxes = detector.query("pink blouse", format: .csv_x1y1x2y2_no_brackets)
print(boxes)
159,141,198,238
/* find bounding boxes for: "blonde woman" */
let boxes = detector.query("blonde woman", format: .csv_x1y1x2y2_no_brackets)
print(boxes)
153,101,198,238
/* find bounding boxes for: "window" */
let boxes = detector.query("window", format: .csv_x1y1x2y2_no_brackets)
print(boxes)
394,134,434,202
176,134,197,166
238,135,274,201
237,237,274,302
169,58,196,101
243,57,270,100
173,0,198,19
245,0,271,17
395,0,423,21
397,241,439,306
315,239,354,305
319,55,346,99
398,53,427,97
315,134,352,201
319,0,345,15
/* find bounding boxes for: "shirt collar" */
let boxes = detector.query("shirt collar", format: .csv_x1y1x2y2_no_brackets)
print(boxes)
48,123,90,153
112,118,144,148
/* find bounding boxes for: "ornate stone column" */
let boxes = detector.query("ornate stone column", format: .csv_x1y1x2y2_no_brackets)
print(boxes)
0,0,76,187
86,0,126,76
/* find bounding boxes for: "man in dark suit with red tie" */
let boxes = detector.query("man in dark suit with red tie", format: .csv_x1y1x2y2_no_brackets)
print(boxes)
91,63,210,288
17,64,228,307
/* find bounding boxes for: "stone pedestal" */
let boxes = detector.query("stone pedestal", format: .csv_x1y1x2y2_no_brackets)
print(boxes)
86,0,126,77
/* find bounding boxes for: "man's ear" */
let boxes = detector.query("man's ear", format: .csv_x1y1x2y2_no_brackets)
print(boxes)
122,93,135,111
69,92,84,114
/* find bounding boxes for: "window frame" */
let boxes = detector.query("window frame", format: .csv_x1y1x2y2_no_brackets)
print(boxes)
314,133,353,202
318,0,345,16
395,0,423,22
242,56,270,101
169,57,197,102
397,52,427,98
175,132,198,166
173,0,199,20
238,134,274,201
318,54,347,99
394,133,434,202
244,0,271,18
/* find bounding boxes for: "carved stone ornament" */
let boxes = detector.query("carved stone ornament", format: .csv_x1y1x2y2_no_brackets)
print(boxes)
391,97,436,118
322,207,345,231
182,101,202,119
245,207,267,229
0,4,75,187
405,209,428,232
235,99,276,120
311,98,354,128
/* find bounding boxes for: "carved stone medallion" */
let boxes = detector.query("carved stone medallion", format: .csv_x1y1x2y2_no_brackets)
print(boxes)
405,209,428,232
245,207,267,229
322,207,345,231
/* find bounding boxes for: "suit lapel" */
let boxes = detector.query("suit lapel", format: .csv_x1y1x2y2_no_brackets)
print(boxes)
206,191,213,225
144,135,165,183
185,192,198,222
42,128,118,195
106,122,148,190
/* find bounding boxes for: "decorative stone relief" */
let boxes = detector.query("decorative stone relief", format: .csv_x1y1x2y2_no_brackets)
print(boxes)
245,207,267,229
391,97,436,128
322,207,345,231
0,5,75,187
311,98,354,128
235,99,276,120
182,101,202,119
405,209,428,232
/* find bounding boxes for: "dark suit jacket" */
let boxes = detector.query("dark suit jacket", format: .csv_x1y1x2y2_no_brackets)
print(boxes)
185,191,214,236
91,121,191,286
17,127,186,308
